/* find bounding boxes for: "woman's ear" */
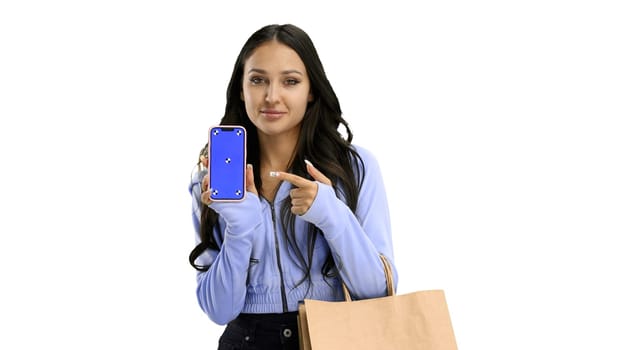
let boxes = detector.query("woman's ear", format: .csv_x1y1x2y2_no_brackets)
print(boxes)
240,91,244,101
307,92,314,102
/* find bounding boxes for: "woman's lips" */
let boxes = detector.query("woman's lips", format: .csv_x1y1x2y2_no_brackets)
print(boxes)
260,110,285,120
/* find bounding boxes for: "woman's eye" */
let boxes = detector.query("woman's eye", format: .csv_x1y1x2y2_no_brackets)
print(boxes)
284,78,300,86
250,77,265,84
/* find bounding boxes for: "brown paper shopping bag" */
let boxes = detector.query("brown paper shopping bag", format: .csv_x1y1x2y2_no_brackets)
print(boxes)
298,256,458,350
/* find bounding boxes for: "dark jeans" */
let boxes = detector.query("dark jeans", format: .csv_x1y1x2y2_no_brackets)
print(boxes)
218,312,300,350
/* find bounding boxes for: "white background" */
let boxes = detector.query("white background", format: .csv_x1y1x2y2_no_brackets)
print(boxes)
1,1,621,349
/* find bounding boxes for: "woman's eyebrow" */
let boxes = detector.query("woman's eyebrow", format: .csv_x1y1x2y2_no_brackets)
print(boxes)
281,69,303,76
247,68,303,76
247,68,267,74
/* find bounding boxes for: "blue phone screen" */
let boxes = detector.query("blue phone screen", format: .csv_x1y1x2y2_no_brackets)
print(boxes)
208,126,246,201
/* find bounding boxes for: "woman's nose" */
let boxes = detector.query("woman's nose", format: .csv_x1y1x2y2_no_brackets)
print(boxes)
265,84,280,103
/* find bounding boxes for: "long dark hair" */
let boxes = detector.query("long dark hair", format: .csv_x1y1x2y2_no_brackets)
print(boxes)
189,24,365,285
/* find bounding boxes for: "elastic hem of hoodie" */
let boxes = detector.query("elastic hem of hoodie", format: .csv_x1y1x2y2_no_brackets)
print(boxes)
242,280,343,314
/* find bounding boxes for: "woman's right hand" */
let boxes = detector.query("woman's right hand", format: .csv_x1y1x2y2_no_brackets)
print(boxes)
199,155,213,206
200,156,257,206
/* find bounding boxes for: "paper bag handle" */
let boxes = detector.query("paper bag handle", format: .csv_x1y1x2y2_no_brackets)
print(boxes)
342,255,394,302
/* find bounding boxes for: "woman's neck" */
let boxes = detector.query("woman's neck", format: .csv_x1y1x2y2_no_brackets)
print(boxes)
257,130,299,201
258,130,299,172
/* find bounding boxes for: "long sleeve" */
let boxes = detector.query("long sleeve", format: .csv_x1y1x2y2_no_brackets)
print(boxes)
300,147,397,299
189,172,263,325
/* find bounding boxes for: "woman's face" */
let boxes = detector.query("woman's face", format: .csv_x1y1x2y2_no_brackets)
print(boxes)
242,40,313,139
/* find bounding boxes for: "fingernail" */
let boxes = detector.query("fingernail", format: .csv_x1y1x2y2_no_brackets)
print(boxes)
304,159,314,167
269,171,279,177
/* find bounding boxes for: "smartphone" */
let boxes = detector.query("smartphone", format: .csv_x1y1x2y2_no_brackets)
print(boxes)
207,125,247,201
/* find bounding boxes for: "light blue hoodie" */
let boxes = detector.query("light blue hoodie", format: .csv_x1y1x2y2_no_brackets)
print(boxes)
189,145,397,325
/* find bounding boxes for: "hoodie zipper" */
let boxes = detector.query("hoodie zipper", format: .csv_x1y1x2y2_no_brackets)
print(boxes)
270,201,289,312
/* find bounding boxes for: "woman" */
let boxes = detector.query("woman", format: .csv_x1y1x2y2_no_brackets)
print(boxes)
189,24,397,349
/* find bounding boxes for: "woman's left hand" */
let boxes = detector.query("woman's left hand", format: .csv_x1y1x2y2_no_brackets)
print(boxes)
273,160,332,215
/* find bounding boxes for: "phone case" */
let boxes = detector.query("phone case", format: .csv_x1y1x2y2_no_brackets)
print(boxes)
207,125,247,201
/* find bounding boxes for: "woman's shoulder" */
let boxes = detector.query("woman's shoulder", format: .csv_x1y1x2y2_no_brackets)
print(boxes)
188,168,207,194
349,144,385,180
350,144,379,166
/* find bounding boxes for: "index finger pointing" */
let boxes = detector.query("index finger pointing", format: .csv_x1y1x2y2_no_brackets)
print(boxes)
271,171,311,188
